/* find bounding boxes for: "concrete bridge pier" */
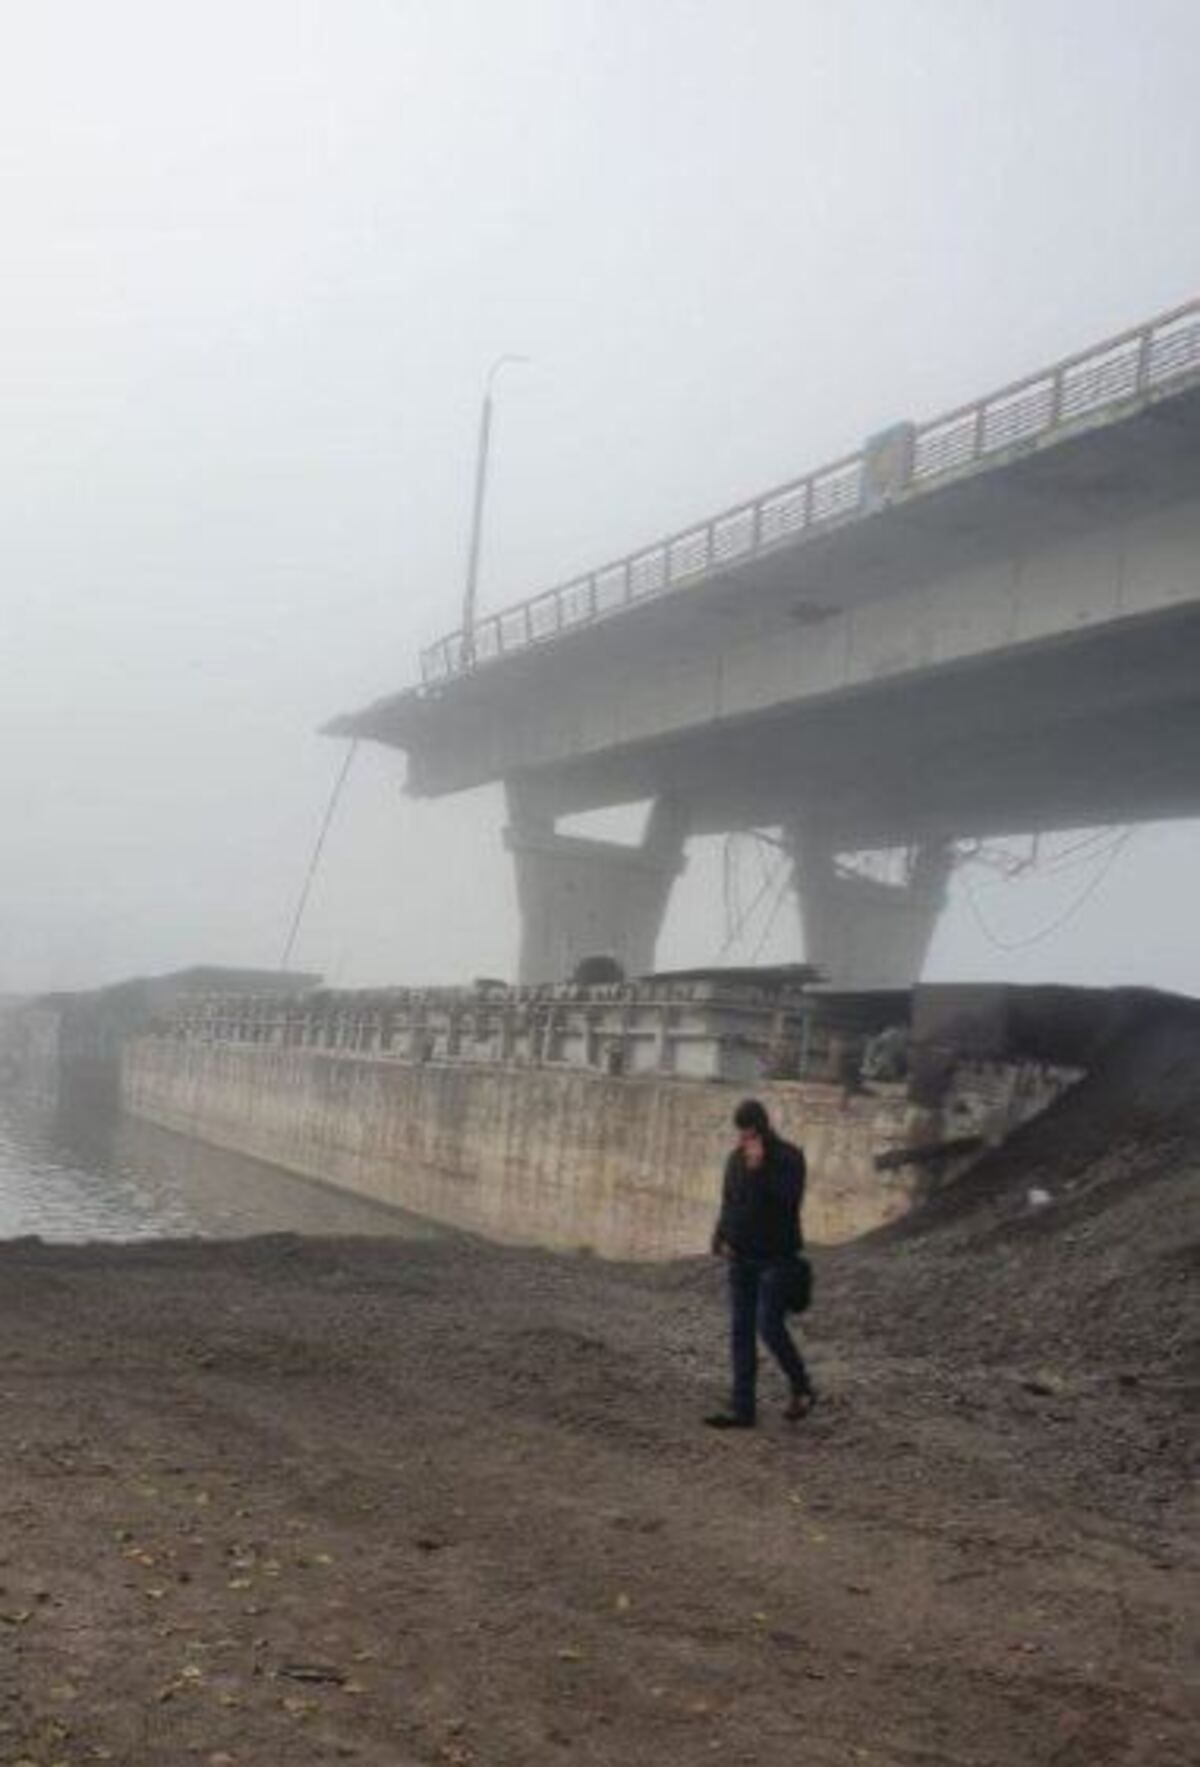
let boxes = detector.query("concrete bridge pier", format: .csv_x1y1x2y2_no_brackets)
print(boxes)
504,784,689,984
332,302,1200,992
785,818,955,989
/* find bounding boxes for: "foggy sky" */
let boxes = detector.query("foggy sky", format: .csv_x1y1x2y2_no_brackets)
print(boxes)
3,1,1199,996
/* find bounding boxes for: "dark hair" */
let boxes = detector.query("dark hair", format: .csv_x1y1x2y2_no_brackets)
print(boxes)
733,1098,771,1137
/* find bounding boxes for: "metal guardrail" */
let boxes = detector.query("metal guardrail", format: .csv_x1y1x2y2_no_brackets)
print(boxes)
420,300,1200,687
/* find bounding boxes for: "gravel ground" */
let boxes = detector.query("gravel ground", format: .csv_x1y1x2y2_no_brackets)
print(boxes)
0,1204,1194,1766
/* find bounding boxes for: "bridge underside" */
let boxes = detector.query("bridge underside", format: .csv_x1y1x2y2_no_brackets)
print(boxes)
333,329,1200,986
521,601,1200,845
490,605,1200,985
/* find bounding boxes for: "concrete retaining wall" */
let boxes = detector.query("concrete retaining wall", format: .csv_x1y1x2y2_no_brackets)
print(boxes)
122,1038,917,1257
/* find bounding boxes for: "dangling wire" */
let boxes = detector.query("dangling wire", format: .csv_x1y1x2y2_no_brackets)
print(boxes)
719,848,788,957
960,828,1133,952
749,858,795,961
279,741,360,972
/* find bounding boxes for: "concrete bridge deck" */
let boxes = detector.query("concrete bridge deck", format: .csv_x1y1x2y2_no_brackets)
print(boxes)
333,301,1200,985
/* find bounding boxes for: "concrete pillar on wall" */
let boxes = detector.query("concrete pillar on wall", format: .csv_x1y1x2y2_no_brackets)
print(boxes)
785,815,955,989
504,783,689,985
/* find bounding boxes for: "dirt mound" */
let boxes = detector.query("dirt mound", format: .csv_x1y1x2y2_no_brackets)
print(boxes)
819,992,1200,1390
912,990,1200,1222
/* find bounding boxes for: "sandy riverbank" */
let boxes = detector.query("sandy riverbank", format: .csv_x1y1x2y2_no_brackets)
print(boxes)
3,993,1198,1763
0,1212,1193,1766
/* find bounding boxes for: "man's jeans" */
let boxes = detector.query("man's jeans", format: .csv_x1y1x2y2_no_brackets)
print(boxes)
728,1257,811,1422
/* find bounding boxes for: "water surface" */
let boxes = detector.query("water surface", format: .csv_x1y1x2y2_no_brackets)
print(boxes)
0,1096,436,1243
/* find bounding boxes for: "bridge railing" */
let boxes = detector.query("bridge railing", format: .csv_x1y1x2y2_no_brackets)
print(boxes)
420,299,1200,687
157,978,835,1086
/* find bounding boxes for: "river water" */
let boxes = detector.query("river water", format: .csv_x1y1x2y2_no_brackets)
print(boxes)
0,1096,437,1243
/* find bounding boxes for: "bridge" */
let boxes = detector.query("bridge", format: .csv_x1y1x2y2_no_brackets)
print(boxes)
332,300,1200,986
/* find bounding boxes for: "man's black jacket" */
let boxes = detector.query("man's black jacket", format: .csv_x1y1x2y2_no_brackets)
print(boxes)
712,1135,806,1261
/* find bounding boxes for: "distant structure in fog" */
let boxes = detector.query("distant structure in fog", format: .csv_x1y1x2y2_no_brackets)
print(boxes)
332,301,1200,986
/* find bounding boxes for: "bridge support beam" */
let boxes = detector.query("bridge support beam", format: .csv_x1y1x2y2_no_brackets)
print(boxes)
504,785,689,985
785,818,955,989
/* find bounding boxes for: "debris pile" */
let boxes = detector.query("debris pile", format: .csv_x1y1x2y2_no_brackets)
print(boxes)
822,990,1200,1385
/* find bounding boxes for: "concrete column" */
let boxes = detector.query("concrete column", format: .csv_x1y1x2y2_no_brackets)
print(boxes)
505,784,689,984
785,817,954,989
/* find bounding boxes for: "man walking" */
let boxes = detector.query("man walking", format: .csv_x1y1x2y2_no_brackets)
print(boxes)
706,1098,815,1430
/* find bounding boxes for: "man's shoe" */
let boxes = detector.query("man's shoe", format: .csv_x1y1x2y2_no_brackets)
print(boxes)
783,1387,817,1422
704,1411,756,1430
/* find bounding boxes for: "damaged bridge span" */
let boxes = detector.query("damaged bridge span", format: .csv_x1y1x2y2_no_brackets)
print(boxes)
333,300,1200,986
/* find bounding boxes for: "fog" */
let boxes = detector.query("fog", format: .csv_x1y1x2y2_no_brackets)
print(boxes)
3,1,1198,996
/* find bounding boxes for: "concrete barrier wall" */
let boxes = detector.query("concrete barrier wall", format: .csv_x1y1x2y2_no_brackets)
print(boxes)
122,1038,917,1257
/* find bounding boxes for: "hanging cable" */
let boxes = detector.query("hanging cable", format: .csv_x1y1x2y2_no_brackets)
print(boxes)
730,834,745,944
718,837,744,954
278,740,360,972
960,828,1134,952
749,859,795,962
967,825,1131,884
753,830,774,893
718,848,786,957
1022,827,1134,879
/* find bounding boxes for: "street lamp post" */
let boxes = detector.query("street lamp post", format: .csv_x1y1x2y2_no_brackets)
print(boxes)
461,353,528,666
